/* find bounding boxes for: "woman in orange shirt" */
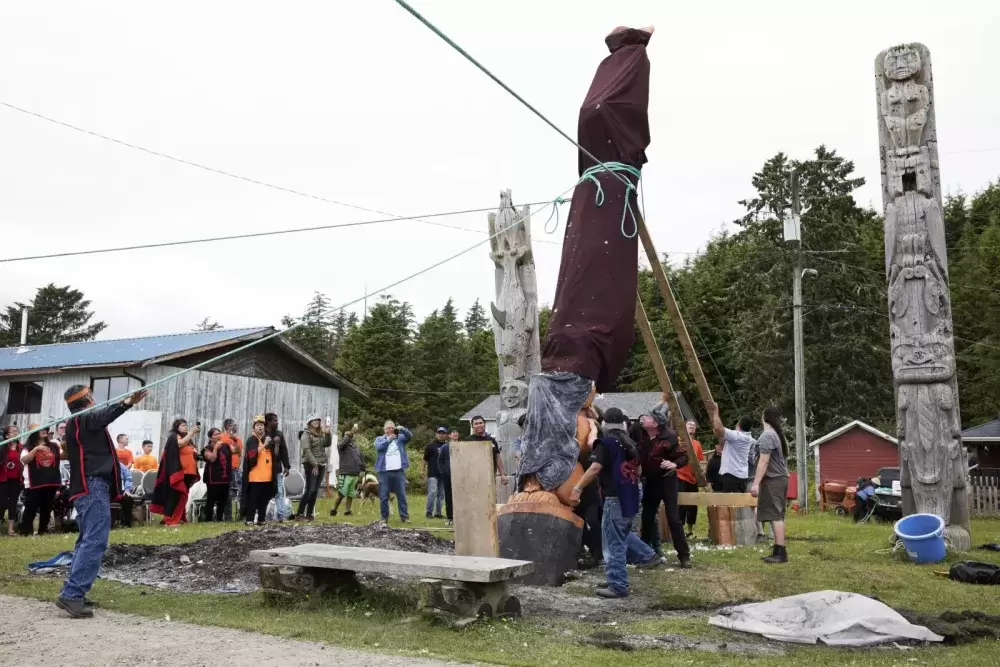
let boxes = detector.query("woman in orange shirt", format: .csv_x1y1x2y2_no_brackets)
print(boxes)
241,416,277,526
149,419,201,525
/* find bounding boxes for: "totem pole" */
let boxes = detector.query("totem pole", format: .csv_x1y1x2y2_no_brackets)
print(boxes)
875,43,970,550
488,190,541,487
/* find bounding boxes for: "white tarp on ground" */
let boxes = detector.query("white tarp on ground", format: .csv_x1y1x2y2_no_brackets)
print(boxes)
708,590,944,646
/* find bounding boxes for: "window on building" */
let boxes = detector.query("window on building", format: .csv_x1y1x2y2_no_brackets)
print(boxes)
91,376,131,404
5,381,43,414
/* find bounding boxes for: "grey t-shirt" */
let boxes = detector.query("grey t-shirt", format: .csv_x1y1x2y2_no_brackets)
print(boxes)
720,428,754,479
757,428,788,478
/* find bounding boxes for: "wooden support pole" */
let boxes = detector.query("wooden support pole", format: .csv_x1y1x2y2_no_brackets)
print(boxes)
634,296,707,488
637,221,715,409
450,441,500,557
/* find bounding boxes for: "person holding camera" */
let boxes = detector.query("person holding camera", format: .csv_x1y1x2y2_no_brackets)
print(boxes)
201,427,232,522
241,415,280,525
374,420,411,524
149,418,201,525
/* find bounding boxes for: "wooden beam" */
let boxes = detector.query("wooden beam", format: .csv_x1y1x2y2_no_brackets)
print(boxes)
634,296,707,488
637,220,715,408
450,440,500,557
677,492,757,507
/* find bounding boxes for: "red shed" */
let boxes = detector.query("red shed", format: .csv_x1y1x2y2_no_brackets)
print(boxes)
812,420,899,491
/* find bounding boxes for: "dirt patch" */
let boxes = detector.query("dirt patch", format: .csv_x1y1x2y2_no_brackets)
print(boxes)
101,523,454,594
578,631,785,656
897,609,1000,644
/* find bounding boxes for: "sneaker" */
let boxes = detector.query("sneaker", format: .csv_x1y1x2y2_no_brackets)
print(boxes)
636,557,662,570
329,509,338,517
445,520,453,527
596,587,627,599
678,559,692,569
56,597,94,619
343,511,353,516
426,513,433,519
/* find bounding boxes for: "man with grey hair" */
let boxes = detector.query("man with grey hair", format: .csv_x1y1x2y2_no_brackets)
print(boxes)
374,420,412,524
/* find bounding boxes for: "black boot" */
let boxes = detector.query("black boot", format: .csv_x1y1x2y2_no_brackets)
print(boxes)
762,545,788,564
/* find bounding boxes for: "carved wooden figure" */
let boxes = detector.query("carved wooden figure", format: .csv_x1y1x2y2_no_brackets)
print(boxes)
488,190,541,478
875,43,970,550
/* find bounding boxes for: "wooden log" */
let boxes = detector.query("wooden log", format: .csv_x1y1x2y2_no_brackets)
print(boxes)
677,492,757,507
498,491,584,586
637,221,715,411
634,296,707,488
451,440,499,557
657,502,670,542
707,506,757,546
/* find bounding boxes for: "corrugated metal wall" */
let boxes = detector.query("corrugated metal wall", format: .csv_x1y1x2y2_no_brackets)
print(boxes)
1,365,339,470
816,427,899,484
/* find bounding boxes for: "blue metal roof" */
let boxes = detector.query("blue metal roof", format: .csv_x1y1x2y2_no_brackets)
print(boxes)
963,418,1000,439
0,327,271,372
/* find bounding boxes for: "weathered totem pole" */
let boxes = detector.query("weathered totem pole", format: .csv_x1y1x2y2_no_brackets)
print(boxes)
874,43,970,550
488,189,541,494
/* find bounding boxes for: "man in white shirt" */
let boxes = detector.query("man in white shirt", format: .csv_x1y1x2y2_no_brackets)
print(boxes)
707,402,755,493
374,420,412,524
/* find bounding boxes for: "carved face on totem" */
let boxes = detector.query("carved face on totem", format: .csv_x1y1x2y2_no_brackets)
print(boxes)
884,47,921,81
500,379,529,409
891,331,955,383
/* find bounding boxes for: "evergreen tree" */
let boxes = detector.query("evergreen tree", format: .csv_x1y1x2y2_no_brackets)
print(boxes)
280,292,334,363
0,284,106,346
464,299,489,336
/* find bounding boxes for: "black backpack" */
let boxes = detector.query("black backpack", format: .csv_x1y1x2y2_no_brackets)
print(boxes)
948,561,1000,586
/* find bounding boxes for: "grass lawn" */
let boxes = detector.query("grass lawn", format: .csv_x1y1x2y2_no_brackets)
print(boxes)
1,495,999,666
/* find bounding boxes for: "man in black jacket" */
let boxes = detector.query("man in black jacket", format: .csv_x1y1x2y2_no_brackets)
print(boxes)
58,384,147,618
264,413,292,520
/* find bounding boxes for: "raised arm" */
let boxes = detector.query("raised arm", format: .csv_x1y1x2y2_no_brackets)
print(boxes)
707,401,725,444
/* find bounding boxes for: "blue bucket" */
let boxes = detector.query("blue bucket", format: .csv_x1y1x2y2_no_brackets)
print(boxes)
894,513,946,564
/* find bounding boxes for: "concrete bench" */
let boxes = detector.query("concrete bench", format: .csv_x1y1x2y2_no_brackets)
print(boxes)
249,543,534,624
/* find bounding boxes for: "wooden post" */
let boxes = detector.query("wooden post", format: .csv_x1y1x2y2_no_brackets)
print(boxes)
707,506,757,546
637,221,715,409
450,441,500,557
635,296,707,487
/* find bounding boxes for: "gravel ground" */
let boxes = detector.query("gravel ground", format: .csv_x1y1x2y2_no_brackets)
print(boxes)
0,595,475,667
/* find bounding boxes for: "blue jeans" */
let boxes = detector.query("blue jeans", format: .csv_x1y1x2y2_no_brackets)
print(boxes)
378,469,408,521
602,497,657,596
275,474,290,520
425,476,443,516
61,476,112,601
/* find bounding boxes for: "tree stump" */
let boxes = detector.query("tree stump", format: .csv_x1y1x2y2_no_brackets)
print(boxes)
707,506,756,546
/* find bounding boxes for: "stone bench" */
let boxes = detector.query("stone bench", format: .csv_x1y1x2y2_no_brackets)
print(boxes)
249,543,534,625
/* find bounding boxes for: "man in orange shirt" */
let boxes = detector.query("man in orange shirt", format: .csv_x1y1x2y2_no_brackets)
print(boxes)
115,434,134,468
677,420,706,537
219,418,243,521
133,440,158,473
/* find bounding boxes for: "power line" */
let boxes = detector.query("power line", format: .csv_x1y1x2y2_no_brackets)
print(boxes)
0,202,559,264
0,100,570,246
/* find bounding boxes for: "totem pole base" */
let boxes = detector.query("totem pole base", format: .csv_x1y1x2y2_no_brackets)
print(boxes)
498,491,584,586
945,525,971,552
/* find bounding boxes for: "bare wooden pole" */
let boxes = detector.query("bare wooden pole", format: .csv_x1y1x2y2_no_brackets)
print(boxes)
635,296,707,488
637,221,715,409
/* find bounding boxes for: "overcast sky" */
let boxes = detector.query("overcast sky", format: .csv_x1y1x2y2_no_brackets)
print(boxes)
1,1,998,341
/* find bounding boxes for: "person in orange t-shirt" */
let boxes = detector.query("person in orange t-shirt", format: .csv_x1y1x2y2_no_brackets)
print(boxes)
133,441,158,473
677,420,706,537
115,434,134,468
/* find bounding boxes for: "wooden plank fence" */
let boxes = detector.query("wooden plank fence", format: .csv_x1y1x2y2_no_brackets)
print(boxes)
969,468,1000,517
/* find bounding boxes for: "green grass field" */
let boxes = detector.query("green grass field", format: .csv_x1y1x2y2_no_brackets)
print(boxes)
1,496,998,666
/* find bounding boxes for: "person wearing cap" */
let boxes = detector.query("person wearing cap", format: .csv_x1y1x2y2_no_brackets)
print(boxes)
632,401,692,568
569,407,660,598
57,383,147,618
423,427,448,519
294,414,332,520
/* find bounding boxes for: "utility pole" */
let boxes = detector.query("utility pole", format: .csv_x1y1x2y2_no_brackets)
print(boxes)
786,170,808,509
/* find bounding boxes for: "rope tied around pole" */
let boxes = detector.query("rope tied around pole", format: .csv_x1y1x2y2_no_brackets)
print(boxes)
578,162,642,238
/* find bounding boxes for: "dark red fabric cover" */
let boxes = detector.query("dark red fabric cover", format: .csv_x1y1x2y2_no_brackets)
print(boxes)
541,29,651,392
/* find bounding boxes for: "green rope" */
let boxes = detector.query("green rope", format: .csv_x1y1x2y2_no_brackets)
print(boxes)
579,162,642,238
544,196,569,234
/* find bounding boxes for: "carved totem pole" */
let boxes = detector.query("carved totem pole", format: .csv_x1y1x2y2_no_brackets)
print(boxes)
874,43,970,550
488,190,541,484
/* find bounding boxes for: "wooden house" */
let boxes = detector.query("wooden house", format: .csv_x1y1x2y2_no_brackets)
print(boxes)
0,327,365,467
811,420,899,491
